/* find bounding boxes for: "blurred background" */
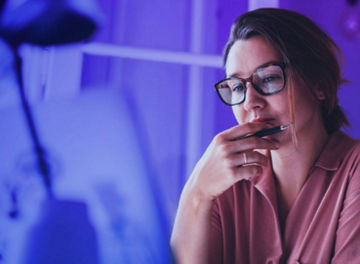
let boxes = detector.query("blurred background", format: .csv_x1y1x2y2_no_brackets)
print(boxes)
0,0,359,263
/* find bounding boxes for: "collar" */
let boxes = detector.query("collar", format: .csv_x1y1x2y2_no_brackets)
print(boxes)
250,150,278,211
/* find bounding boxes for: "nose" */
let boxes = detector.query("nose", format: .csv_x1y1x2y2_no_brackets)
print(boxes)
243,82,265,111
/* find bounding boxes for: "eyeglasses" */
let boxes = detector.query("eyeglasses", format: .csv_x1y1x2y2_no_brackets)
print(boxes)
214,62,286,106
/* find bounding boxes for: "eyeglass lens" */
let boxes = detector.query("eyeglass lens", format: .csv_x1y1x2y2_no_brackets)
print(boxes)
216,64,285,105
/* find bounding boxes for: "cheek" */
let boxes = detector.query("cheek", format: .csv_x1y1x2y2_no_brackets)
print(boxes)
232,105,246,124
293,86,318,115
273,89,290,118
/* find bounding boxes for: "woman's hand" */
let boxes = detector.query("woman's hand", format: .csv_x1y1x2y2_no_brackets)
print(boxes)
185,122,280,201
171,122,280,264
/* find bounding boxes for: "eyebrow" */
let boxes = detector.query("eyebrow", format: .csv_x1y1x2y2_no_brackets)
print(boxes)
226,60,282,78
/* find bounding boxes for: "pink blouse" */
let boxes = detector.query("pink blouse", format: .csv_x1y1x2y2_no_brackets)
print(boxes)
209,131,360,263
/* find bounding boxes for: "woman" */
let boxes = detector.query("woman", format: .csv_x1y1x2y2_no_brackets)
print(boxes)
171,8,360,264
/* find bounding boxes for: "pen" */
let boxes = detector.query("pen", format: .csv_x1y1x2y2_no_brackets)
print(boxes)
240,124,290,139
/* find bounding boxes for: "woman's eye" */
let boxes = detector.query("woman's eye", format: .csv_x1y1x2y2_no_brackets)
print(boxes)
263,75,281,83
232,84,244,92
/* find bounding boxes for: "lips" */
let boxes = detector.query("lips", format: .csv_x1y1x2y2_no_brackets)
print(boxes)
250,118,276,127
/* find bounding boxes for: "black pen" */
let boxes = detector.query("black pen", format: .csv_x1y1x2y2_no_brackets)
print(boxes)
240,124,290,139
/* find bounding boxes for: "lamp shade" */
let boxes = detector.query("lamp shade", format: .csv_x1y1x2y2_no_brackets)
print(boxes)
0,0,100,46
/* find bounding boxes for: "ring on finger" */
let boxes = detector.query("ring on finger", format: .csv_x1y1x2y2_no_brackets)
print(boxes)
243,152,248,165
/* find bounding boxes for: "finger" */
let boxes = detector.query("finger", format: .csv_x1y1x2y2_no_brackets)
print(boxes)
229,151,268,167
224,136,280,153
233,165,263,180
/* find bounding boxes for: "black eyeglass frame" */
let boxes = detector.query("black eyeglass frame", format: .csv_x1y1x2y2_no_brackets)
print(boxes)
214,62,287,106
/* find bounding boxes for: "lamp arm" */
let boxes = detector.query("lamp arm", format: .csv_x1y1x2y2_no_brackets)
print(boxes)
12,45,54,199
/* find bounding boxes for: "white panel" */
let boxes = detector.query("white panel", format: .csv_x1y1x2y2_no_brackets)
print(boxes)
185,0,205,176
21,45,48,102
82,43,222,68
44,45,83,100
20,44,83,102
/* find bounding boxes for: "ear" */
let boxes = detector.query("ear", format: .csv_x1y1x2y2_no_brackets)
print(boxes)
314,86,326,100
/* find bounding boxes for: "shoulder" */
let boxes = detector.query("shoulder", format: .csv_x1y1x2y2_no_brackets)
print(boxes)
334,131,360,153
348,140,360,160
337,132,360,178
315,131,359,171
340,132,360,161
348,141,360,176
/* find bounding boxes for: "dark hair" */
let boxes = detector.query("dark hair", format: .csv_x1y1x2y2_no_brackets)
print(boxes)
224,8,350,134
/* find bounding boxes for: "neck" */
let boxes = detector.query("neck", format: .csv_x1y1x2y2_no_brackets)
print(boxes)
271,123,329,211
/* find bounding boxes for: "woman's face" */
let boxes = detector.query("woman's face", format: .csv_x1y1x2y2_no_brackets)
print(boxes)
225,36,322,144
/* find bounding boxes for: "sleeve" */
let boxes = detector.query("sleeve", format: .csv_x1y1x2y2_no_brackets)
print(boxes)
332,145,360,263
207,199,223,264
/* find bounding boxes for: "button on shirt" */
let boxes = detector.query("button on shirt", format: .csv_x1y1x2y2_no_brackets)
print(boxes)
208,131,360,263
